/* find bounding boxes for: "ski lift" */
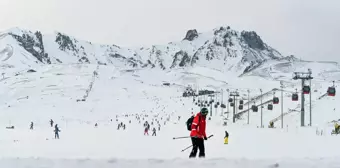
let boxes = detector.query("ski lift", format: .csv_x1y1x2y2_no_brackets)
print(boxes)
327,81,336,96
221,104,226,108
252,105,258,112
230,102,234,107
328,87,336,96
273,97,279,104
292,93,298,101
228,98,233,103
239,100,244,105
267,104,273,110
239,104,243,110
303,85,310,94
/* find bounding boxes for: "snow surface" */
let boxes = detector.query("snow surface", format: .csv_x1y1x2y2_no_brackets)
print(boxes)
1,63,340,167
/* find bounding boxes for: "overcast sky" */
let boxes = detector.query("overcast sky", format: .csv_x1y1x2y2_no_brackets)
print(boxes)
0,0,339,61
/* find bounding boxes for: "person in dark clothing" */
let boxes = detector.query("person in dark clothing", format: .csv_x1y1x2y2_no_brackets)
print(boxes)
50,119,54,127
189,108,208,158
54,124,60,139
30,122,34,130
152,128,156,136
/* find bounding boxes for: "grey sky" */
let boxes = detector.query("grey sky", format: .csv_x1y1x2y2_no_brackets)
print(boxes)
0,0,339,61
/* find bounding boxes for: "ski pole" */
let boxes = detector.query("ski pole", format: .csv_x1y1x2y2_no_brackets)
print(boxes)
181,145,193,152
173,136,191,140
180,135,214,152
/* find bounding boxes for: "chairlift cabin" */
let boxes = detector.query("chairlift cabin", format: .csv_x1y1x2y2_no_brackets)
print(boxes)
239,104,243,110
221,104,226,108
252,105,258,112
273,97,279,104
303,85,311,94
228,98,233,103
239,100,244,104
292,93,298,101
268,104,273,110
328,87,336,96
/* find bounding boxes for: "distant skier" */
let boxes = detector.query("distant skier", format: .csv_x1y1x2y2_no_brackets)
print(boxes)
224,130,229,144
30,122,34,130
144,127,149,135
95,123,98,128
54,124,60,139
50,119,54,127
152,128,156,136
335,123,340,134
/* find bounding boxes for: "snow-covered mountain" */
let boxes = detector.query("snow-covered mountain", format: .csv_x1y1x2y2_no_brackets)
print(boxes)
2,26,340,168
0,26,293,75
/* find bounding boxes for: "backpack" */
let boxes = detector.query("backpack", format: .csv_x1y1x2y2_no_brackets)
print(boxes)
186,115,200,131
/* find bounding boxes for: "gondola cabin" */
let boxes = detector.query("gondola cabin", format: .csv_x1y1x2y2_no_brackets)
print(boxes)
328,87,336,96
252,105,258,112
268,104,273,110
292,93,298,101
228,98,233,103
239,100,244,104
221,104,226,108
239,104,243,110
273,97,279,104
303,85,311,94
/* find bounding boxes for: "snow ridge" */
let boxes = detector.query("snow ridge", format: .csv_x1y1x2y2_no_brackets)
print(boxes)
0,26,286,75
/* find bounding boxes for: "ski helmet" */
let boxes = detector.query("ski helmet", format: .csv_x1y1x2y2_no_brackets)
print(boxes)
200,108,209,115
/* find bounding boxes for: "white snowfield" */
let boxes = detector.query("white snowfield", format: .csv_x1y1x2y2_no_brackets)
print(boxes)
0,64,340,168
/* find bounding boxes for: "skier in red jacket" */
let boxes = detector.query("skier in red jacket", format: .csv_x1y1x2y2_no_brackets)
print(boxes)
189,107,208,158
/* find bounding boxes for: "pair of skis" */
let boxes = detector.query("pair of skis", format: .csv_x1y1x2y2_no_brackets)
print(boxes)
173,135,214,152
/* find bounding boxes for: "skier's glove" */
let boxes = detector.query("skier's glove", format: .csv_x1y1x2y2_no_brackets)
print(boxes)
204,136,208,140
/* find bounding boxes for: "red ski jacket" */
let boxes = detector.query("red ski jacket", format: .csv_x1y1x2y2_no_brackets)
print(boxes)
190,112,206,139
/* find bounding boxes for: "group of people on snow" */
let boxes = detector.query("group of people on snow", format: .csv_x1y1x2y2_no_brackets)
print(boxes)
28,119,61,139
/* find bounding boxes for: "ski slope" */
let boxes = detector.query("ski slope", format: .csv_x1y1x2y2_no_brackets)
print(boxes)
0,64,340,168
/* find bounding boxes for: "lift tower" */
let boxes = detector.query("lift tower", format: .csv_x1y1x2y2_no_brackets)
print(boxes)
293,70,313,127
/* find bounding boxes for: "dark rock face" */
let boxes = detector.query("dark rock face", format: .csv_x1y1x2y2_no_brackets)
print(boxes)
170,51,190,68
55,33,77,52
241,31,265,50
183,29,198,41
9,31,51,64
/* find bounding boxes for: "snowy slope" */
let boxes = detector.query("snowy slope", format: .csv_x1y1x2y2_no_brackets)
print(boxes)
1,64,340,168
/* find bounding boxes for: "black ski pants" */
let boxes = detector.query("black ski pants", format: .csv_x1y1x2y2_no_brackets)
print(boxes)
189,137,205,158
